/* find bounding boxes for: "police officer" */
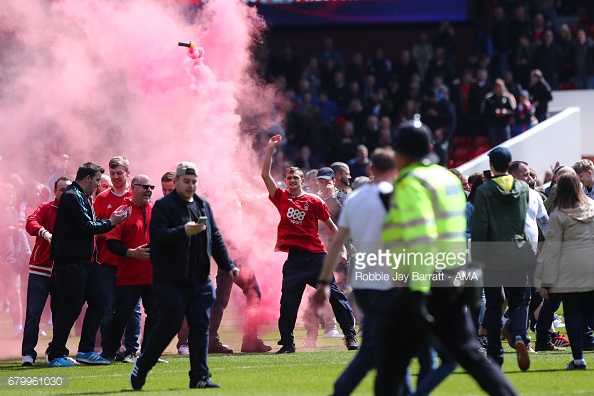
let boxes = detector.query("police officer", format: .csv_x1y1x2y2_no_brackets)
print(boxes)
374,115,519,396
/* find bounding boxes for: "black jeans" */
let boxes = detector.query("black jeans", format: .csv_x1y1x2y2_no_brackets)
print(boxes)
136,281,215,382
375,288,519,396
102,285,157,358
47,262,106,361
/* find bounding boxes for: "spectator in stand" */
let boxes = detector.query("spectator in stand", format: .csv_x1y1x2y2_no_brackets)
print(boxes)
425,47,456,89
328,70,349,110
514,90,537,136
316,37,344,72
393,49,419,93
21,177,72,366
344,80,363,112
318,90,341,123
452,68,473,137
528,69,553,123
468,68,491,140
532,29,565,90
361,74,377,104
433,20,460,67
346,52,365,87
412,31,433,81
491,5,511,77
530,0,560,33
331,121,359,164
386,75,404,117
481,79,516,147
535,172,594,370
569,27,594,89
398,98,421,124
531,13,547,45
348,145,371,179
503,70,522,103
432,127,450,168
301,57,321,95
508,4,533,54
344,98,367,133
557,23,575,85
268,45,300,91
359,115,379,154
367,46,392,89
294,145,320,173
320,58,338,93
512,33,535,89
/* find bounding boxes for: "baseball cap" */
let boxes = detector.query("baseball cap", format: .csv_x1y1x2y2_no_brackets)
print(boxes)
176,161,198,177
317,167,335,180
520,89,529,97
488,147,512,167
394,114,438,164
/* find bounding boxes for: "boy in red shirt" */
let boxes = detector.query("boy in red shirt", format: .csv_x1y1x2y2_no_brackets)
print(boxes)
261,134,358,353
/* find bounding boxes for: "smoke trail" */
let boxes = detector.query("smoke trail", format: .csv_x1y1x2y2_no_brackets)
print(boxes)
0,0,285,358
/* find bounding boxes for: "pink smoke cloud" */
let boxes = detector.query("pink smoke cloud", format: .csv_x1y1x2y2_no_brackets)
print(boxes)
0,0,289,358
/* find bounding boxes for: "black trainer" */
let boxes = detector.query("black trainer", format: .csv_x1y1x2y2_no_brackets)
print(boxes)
344,334,359,351
276,344,296,354
130,360,147,391
208,341,233,354
190,377,221,388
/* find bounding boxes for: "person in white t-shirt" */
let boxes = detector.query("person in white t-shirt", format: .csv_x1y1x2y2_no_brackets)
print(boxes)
313,148,398,395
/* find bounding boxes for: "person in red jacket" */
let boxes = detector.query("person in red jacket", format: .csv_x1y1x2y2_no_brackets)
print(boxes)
101,174,157,363
21,176,71,366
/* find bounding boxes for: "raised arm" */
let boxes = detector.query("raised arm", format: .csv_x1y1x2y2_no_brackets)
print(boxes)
261,134,282,197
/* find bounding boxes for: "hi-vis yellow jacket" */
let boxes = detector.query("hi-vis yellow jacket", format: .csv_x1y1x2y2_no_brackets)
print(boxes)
382,163,467,293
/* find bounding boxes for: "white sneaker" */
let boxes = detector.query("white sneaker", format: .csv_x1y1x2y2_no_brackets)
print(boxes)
178,345,190,355
157,357,169,363
64,356,81,365
123,353,137,363
22,356,34,366
553,319,566,328
324,329,343,338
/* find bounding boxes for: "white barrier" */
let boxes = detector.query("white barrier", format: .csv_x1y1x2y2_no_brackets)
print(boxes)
550,90,594,157
457,107,581,182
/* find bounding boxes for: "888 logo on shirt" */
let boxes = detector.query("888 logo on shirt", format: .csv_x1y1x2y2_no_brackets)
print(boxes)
286,207,306,224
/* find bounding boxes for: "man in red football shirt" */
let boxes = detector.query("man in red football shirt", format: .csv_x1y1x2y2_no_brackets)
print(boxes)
261,134,359,354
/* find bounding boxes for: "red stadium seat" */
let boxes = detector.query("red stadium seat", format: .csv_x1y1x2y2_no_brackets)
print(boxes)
473,136,490,147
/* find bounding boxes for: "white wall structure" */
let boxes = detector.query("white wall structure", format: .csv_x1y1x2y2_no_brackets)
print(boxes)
458,107,581,182
549,90,594,157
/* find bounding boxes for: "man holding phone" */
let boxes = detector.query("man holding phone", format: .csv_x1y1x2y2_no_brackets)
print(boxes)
130,162,239,390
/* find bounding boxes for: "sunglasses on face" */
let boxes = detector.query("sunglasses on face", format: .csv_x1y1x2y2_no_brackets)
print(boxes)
134,184,155,190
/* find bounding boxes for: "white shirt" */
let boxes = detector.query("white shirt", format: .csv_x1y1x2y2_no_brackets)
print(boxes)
526,188,547,246
339,183,395,290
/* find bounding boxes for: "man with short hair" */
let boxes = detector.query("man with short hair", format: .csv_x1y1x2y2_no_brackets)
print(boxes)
314,148,398,395
472,147,533,372
21,177,72,366
262,134,358,354
573,159,594,200
160,171,176,196
130,162,238,390
331,161,352,194
347,145,371,179
94,156,138,360
101,175,157,363
376,119,518,395
46,162,130,367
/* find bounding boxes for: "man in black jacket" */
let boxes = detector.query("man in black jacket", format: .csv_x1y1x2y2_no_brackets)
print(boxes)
130,162,239,391
47,162,130,367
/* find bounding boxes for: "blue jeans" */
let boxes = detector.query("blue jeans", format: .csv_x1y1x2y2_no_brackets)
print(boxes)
22,273,60,360
414,336,458,396
47,262,107,361
278,249,355,346
136,281,215,382
483,268,530,366
333,289,396,396
562,291,594,361
488,125,511,148
102,285,157,358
